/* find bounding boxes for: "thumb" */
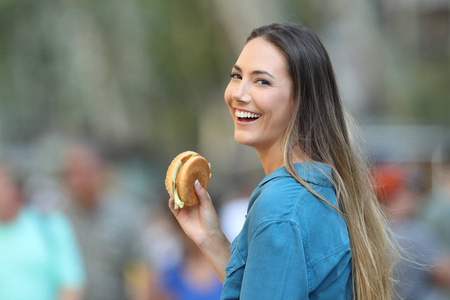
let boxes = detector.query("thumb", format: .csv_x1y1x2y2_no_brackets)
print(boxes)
194,179,212,206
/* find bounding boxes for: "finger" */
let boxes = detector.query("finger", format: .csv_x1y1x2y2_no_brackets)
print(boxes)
194,179,212,206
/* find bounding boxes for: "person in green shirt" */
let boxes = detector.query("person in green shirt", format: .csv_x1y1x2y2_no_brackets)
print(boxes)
0,164,85,300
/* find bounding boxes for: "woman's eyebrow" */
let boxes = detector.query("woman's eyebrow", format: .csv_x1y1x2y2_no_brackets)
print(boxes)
252,70,275,79
232,64,242,72
232,64,276,79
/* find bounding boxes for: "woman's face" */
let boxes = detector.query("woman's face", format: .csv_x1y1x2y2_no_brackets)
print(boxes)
224,37,295,154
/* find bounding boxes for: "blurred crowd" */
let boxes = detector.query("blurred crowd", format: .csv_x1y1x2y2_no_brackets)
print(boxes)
372,141,450,300
0,140,223,300
1,138,450,300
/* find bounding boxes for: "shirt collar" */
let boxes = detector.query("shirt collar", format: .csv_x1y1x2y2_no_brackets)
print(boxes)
257,162,333,188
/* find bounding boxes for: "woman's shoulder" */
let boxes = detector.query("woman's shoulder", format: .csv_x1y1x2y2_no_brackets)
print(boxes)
247,162,349,248
249,163,336,218
251,179,337,226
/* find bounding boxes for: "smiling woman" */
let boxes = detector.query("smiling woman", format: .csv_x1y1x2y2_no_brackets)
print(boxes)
168,22,395,300
224,37,295,172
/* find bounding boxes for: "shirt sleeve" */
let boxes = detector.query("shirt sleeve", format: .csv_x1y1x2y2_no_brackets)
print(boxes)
240,221,309,299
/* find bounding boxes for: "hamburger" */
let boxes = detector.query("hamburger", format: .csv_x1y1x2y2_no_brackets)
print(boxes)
165,151,211,209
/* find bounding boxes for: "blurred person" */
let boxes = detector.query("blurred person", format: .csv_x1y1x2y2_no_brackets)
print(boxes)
168,22,395,299
372,164,450,300
421,141,450,297
421,141,450,252
0,163,84,300
148,210,222,300
58,142,151,300
158,229,223,300
144,204,184,274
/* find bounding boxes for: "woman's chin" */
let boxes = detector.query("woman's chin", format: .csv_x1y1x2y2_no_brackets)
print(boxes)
234,133,253,147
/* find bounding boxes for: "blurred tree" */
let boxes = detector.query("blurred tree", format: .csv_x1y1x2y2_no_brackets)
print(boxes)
377,0,450,125
0,0,233,155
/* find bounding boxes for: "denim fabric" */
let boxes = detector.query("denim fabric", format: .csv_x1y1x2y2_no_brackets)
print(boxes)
221,162,352,300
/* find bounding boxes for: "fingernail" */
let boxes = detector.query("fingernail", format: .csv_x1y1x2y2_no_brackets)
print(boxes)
195,179,201,188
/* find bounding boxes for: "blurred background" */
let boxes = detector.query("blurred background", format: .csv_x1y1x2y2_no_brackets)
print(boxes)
0,0,448,198
0,0,449,299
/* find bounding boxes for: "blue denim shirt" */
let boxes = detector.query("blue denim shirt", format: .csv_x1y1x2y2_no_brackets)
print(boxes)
221,162,352,300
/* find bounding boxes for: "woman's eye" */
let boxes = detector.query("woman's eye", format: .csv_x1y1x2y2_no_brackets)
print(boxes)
229,73,241,80
256,79,271,86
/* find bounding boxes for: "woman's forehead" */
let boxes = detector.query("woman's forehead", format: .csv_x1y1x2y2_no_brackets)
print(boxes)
235,38,287,75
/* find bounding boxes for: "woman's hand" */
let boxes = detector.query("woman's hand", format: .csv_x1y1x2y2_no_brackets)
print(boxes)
168,179,230,282
168,180,222,247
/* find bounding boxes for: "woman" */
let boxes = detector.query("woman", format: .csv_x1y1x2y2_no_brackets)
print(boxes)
169,22,394,299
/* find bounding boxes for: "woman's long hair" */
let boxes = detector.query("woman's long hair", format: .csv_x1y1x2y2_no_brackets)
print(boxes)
247,22,395,299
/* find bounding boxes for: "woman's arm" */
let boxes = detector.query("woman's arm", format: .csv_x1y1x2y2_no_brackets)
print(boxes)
168,180,230,282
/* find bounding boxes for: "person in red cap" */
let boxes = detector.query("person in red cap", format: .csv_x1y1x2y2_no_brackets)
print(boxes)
372,163,450,300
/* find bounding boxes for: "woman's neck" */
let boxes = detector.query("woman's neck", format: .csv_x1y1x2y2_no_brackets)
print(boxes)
255,143,285,175
256,145,307,175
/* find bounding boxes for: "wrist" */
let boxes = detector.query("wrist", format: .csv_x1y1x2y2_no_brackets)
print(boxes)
198,228,229,252
197,229,231,283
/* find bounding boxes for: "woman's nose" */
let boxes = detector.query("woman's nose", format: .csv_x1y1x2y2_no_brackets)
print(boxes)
232,82,251,103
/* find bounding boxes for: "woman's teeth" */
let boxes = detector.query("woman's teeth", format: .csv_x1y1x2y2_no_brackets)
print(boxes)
235,110,261,120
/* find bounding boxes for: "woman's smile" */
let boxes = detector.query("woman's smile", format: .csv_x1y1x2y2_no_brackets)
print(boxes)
235,109,262,125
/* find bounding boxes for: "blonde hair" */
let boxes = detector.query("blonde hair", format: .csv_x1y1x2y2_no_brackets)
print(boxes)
248,22,395,299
